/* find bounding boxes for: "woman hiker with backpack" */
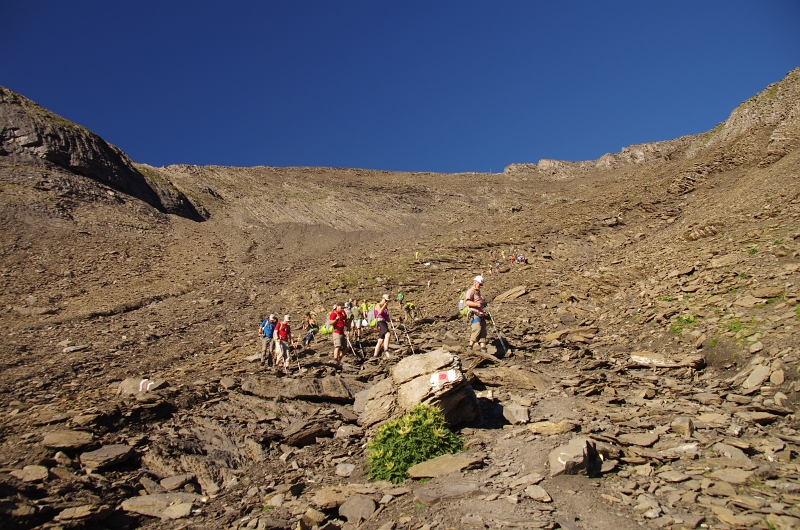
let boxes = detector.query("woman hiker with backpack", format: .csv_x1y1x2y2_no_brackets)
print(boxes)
301,313,318,350
373,294,393,359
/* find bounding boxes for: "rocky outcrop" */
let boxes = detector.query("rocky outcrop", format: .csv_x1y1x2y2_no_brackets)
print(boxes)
0,86,205,220
506,68,800,179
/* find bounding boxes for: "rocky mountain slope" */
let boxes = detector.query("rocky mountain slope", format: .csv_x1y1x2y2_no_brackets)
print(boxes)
0,68,799,530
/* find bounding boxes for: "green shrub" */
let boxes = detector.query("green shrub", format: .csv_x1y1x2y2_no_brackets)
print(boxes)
724,318,743,333
366,404,463,483
670,315,697,334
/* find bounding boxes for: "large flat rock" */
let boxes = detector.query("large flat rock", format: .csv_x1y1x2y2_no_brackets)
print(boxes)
283,419,332,447
413,483,480,504
121,492,199,519
472,367,551,390
41,430,94,450
80,444,135,469
406,453,483,478
241,375,354,403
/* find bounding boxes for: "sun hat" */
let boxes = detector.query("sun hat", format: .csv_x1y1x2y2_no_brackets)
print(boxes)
474,275,484,284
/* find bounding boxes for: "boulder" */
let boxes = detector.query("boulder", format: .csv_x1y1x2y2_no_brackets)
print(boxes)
472,367,551,390
502,403,529,425
528,420,577,435
117,378,168,396
309,485,353,510
339,494,376,523
160,474,195,491
742,364,771,389
121,492,199,519
41,430,94,450
80,444,134,469
629,351,705,369
493,285,528,303
10,465,49,483
618,432,659,447
54,504,113,522
283,419,332,447
242,375,354,403
549,436,620,476
406,454,483,478
358,349,479,428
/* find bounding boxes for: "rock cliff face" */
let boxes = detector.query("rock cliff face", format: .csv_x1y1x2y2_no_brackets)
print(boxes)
0,87,205,221
506,67,800,179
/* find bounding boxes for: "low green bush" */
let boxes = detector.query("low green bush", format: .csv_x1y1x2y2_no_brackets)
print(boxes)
366,404,463,483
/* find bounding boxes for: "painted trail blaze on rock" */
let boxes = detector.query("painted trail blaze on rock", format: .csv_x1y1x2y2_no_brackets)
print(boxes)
359,349,479,428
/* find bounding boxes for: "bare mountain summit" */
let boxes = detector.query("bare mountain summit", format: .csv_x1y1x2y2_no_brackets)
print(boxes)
0,69,799,530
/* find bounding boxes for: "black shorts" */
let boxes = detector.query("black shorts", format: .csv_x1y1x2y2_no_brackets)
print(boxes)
377,320,389,337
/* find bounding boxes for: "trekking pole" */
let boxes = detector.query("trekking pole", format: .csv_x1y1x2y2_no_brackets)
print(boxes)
487,312,507,356
345,334,362,361
291,341,301,371
389,319,399,342
401,321,415,355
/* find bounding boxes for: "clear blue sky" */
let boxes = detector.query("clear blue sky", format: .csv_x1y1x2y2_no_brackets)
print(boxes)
3,1,799,173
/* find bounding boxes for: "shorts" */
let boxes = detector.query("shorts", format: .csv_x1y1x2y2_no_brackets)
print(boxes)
276,340,291,362
353,319,362,329
332,332,345,348
377,320,389,337
470,319,487,344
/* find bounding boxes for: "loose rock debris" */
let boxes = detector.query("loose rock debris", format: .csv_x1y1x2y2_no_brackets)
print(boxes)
2,72,800,529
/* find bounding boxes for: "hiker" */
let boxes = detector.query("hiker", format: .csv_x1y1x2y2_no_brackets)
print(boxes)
397,292,404,309
350,300,363,340
329,302,349,363
274,315,293,371
373,294,392,359
403,301,416,322
427,280,431,291
464,275,488,353
301,313,318,349
259,314,278,366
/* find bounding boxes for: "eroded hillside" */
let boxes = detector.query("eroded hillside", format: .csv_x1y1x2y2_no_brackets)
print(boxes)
0,69,799,530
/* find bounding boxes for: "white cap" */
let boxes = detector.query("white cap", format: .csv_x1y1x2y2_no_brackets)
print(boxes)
382,294,390,301
474,275,484,284
283,314,290,322
268,314,275,320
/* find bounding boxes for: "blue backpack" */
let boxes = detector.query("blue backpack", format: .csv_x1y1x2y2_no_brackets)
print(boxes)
261,320,276,338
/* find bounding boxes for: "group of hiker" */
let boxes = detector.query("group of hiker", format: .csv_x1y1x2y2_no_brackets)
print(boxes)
258,274,492,371
257,294,407,372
